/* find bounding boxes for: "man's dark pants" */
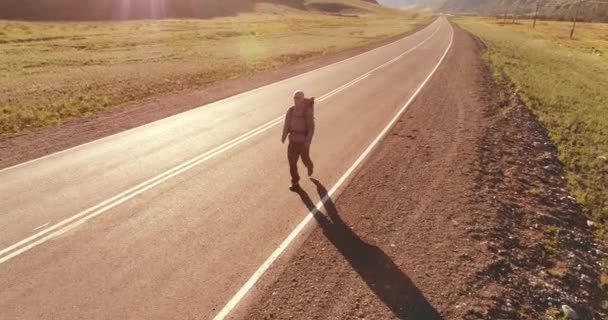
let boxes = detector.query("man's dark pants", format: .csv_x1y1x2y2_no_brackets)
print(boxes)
287,142,313,185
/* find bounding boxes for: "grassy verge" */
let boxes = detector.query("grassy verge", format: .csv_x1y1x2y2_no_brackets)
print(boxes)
0,3,432,139
453,17,607,231
453,16,607,309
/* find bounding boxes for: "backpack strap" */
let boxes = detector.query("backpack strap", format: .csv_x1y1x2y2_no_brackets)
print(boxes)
287,107,294,133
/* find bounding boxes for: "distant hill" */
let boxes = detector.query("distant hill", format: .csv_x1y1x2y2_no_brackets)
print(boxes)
378,0,608,22
377,0,445,9
440,0,608,22
0,0,388,21
0,0,255,20
261,0,386,12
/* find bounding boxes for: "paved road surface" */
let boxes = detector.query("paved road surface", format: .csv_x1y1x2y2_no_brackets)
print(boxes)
0,17,453,320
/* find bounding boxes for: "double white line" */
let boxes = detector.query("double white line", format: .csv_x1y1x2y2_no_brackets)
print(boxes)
0,21,442,265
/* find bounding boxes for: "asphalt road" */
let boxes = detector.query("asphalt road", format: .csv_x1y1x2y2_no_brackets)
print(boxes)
0,17,453,320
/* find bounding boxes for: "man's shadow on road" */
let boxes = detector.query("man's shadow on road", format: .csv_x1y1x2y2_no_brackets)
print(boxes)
294,179,443,319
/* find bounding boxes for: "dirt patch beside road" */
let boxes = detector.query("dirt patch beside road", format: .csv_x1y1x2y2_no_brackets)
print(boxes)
461,61,605,319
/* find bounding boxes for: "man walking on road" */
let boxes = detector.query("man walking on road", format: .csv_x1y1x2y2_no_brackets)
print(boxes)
282,90,315,191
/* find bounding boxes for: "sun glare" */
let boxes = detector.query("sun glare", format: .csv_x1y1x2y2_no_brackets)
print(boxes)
118,0,168,20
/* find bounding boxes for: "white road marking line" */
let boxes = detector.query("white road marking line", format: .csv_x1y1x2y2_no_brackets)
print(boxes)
0,22,440,264
212,18,454,320
0,71,370,263
0,116,282,260
319,74,370,100
33,223,49,231
0,20,441,175
0,75,359,264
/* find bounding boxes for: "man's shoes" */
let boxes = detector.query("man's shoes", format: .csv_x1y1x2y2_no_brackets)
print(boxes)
307,166,314,177
289,183,301,192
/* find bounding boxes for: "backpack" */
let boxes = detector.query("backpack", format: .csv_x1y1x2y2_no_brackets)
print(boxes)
304,97,315,113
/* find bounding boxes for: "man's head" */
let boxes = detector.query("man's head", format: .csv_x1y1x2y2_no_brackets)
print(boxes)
293,90,305,106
